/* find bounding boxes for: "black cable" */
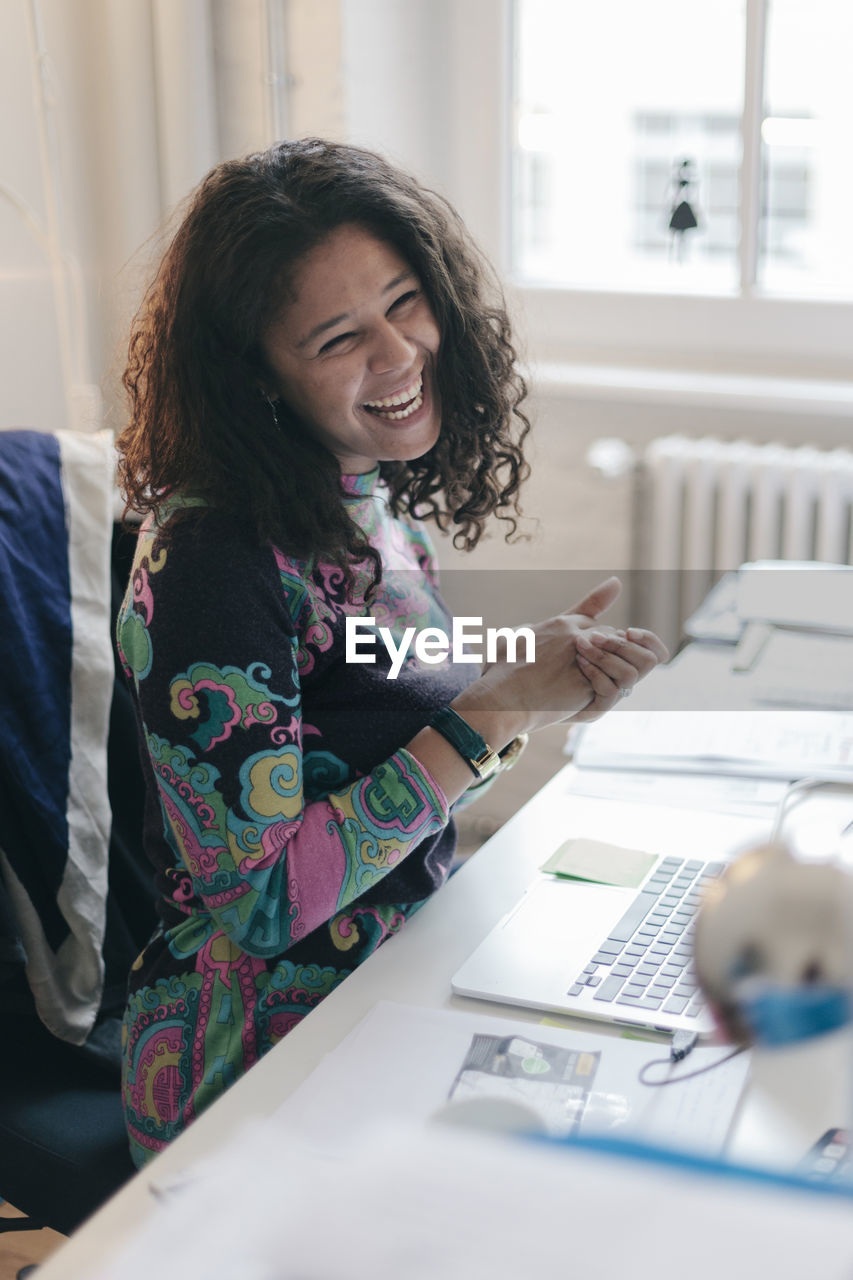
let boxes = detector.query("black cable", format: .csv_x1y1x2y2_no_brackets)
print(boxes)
638,1043,746,1086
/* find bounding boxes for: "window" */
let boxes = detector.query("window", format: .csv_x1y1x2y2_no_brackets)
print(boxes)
760,0,853,297
513,0,853,302
411,0,846,377
514,0,745,294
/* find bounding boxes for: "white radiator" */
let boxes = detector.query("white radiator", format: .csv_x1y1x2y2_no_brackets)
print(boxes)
633,435,853,645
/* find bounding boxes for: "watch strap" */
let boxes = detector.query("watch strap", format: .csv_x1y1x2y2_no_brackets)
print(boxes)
429,707,502,782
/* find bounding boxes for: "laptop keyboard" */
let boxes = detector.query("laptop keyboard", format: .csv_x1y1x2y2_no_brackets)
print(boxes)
567,857,725,1018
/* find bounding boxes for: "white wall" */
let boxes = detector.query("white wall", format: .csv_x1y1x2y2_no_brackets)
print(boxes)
341,0,455,197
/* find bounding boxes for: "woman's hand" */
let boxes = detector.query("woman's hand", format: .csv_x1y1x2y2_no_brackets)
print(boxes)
571,623,668,722
405,576,667,812
452,576,668,742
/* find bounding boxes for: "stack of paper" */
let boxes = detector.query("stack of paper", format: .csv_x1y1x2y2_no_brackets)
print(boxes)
575,710,853,782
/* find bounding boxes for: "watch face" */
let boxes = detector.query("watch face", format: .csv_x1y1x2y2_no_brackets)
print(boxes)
473,749,502,781
498,734,529,771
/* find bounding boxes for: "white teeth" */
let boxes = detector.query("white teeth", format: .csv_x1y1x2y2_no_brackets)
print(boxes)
363,374,422,410
378,392,423,420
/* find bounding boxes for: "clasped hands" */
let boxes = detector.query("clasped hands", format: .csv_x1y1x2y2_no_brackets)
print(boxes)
462,575,668,739
557,575,668,724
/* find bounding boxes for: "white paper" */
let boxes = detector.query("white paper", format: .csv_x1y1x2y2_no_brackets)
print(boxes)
273,1001,750,1157
575,709,853,781
562,767,786,817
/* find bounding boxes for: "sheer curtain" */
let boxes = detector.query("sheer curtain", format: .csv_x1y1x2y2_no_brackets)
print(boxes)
0,0,294,435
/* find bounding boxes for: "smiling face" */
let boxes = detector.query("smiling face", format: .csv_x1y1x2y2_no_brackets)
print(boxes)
260,224,442,474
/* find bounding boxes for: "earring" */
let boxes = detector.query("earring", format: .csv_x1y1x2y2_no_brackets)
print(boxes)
263,393,280,427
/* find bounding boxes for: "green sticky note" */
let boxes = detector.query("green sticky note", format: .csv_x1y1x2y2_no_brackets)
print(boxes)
541,837,657,889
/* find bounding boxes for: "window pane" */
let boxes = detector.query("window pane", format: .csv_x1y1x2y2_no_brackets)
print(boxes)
760,0,853,298
513,0,745,293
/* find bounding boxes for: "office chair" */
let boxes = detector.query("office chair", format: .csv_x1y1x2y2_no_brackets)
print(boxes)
0,430,157,1239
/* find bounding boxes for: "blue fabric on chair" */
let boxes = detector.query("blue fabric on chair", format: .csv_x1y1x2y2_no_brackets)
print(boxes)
0,428,116,1045
0,432,75,962
0,429,158,1235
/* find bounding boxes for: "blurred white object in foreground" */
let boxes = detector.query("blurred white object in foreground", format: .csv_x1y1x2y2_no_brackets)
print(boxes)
695,842,853,1046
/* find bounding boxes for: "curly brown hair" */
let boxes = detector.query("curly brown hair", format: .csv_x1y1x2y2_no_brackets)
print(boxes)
118,138,530,586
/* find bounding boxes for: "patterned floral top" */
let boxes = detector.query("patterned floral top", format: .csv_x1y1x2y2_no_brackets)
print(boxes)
117,469,473,1166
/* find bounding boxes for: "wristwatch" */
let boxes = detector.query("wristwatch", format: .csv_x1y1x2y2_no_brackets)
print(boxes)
429,707,528,783
497,731,528,772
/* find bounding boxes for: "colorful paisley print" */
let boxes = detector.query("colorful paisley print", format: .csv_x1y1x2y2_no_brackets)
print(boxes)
118,469,473,1165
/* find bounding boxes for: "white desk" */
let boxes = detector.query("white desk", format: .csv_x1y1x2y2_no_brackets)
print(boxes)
38,742,853,1279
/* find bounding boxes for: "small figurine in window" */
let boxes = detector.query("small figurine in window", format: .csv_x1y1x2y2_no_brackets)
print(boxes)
667,157,700,262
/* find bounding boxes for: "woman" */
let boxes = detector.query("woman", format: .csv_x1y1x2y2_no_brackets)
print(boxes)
116,138,666,1166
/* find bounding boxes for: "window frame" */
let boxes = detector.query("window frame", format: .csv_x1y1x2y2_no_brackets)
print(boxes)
446,0,853,381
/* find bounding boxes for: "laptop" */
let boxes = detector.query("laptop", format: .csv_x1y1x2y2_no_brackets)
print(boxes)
451,852,723,1035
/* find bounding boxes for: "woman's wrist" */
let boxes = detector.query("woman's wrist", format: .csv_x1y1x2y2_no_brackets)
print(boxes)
448,690,529,755
402,697,530,811
427,707,494,778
